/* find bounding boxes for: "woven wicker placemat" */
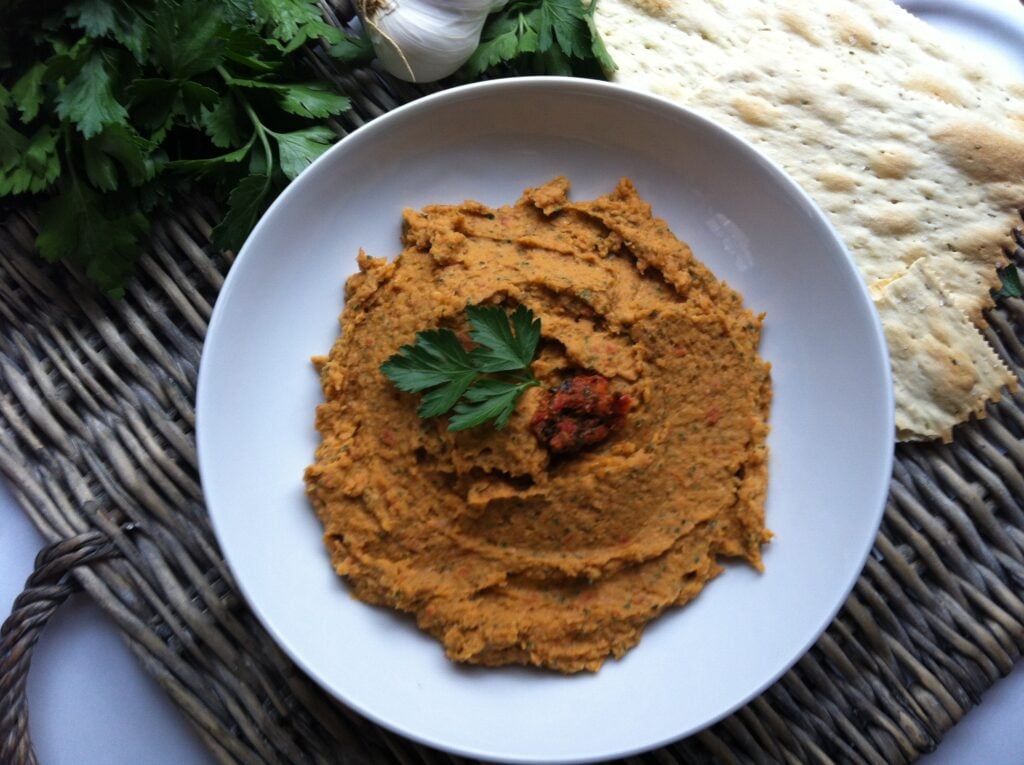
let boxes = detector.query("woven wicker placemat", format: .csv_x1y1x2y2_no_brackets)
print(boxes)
3,8,1024,764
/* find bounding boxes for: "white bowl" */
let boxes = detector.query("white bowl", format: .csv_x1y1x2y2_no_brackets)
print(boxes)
196,77,894,763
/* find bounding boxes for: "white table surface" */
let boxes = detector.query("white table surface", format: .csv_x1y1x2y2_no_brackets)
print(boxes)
3,1,1024,761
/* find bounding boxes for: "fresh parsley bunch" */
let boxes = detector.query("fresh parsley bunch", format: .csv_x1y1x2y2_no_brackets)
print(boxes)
464,0,616,78
0,0,612,296
0,0,353,295
381,305,543,431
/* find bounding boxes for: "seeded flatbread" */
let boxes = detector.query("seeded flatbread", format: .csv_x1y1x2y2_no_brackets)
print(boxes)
594,0,1024,440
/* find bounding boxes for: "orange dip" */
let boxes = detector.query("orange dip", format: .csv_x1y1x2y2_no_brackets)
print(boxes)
305,177,772,672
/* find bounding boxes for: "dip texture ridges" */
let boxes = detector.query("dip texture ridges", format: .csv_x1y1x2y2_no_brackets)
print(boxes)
305,178,772,672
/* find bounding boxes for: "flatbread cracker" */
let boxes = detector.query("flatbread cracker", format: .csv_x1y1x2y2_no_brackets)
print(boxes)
873,259,1017,442
594,0,1024,440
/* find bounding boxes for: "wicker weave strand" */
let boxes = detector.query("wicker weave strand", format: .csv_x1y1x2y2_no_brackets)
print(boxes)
2,9,1024,762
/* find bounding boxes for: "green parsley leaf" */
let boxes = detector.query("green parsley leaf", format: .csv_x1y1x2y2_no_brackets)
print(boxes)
65,0,118,38
468,304,541,373
382,329,477,392
200,97,246,148
82,124,156,191
163,140,254,174
254,0,322,40
55,52,129,139
273,125,334,180
11,63,47,123
149,0,226,79
538,0,590,60
449,378,537,431
465,0,614,77
24,129,61,187
221,0,258,26
328,32,375,65
381,329,480,418
36,182,149,296
381,305,543,431
125,77,216,138
995,264,1023,300
465,16,536,77
223,33,283,73
125,77,179,133
65,0,149,61
180,81,220,111
254,0,341,50
162,132,254,175
466,11,539,77
247,143,270,175
0,126,60,195
0,114,28,173
225,77,350,120
583,1,616,72
276,83,350,119
210,173,272,252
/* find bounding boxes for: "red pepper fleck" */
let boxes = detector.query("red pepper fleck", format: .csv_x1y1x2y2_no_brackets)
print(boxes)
705,405,721,425
530,374,630,454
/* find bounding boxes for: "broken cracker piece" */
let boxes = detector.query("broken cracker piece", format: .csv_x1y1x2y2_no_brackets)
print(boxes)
872,259,1018,442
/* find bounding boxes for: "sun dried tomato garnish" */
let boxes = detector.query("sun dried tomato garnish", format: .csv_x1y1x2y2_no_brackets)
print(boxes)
530,374,630,455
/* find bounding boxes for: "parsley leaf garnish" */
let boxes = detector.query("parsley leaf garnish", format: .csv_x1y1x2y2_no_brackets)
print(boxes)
380,328,480,419
449,378,537,431
381,305,542,431
467,303,541,372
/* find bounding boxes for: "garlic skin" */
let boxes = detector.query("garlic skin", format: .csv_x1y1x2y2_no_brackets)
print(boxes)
358,0,509,83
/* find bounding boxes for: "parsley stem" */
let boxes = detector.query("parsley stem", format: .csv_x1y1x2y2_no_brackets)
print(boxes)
216,65,274,183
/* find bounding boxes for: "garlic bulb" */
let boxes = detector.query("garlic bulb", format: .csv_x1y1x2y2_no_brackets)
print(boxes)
357,0,509,83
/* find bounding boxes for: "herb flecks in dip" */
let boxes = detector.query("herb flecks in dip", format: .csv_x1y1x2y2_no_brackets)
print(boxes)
305,178,772,673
